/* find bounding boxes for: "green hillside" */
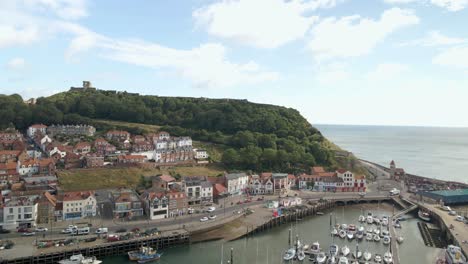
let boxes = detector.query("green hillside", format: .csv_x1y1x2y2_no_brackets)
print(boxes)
1,89,338,173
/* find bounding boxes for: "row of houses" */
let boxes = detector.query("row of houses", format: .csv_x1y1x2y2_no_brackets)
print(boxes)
27,124,96,138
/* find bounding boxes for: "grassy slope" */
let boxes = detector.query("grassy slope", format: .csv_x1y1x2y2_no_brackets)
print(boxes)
58,165,225,191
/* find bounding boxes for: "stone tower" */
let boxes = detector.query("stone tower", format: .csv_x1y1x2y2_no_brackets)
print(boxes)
390,160,396,179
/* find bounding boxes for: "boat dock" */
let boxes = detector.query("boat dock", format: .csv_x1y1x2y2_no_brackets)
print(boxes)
0,231,190,264
389,216,401,264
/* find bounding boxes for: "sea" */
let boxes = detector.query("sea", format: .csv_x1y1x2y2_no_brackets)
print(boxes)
316,124,468,183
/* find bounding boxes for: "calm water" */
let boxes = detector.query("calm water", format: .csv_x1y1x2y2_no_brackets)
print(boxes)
316,124,468,183
103,204,438,264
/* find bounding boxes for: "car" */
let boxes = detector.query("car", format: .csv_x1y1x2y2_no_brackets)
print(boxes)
200,216,209,222
206,206,216,212
449,210,457,216
22,231,35,236
209,215,217,220
17,227,30,233
0,228,11,234
35,227,48,232
456,215,465,222
389,188,400,196
116,228,127,233
188,208,195,214
61,228,73,234
67,225,78,230
442,206,452,211
358,192,366,197
95,227,108,234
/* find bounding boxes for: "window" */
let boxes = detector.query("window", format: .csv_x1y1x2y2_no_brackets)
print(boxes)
9,208,13,214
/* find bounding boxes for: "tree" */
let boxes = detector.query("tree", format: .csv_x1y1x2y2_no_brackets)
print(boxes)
222,149,240,167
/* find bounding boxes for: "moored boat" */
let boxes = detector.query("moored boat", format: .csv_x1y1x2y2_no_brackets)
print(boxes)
445,244,467,264
341,245,350,256
347,231,354,240
366,213,374,224
307,241,321,255
363,250,372,261
339,230,347,239
316,252,327,264
418,210,431,222
58,254,102,264
396,236,404,244
383,235,391,245
338,256,349,264
366,233,373,241
374,234,381,242
128,247,162,263
374,254,382,263
330,244,339,257
283,248,296,261
359,215,366,223
383,251,393,264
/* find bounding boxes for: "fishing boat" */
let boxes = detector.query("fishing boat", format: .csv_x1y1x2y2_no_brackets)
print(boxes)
127,247,162,263
383,251,393,264
418,210,431,222
341,245,350,256
339,230,347,239
366,233,373,241
58,254,102,264
374,254,382,263
347,231,354,240
355,230,364,240
283,248,296,261
396,236,404,244
445,244,467,264
363,250,372,261
338,257,349,264
316,252,327,264
307,242,321,255
374,234,381,242
383,235,391,245
366,212,374,224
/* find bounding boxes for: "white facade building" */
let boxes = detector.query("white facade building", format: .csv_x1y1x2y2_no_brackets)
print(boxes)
225,173,249,195
336,169,354,188
62,192,97,220
193,149,209,160
27,124,47,138
201,181,213,203
2,196,38,230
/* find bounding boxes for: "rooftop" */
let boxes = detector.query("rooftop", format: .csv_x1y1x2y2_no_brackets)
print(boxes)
428,189,468,197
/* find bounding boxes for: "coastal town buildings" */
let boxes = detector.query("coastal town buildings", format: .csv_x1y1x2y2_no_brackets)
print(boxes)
225,173,249,195
110,189,144,220
47,125,96,137
62,191,97,220
142,191,169,220
27,124,47,138
2,195,38,229
390,160,406,181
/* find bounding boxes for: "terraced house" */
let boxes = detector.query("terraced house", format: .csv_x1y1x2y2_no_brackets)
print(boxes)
62,191,97,220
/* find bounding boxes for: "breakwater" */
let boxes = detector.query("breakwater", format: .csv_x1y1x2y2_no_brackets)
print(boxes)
1,231,190,264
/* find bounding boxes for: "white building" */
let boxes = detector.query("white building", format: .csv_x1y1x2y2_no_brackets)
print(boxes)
336,169,354,188
17,159,39,176
193,149,209,160
183,176,202,206
249,175,273,195
201,181,213,203
27,124,47,138
225,173,249,195
62,191,97,220
142,192,168,220
2,195,38,230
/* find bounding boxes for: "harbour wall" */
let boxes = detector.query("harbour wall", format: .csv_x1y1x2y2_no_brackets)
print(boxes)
0,232,190,264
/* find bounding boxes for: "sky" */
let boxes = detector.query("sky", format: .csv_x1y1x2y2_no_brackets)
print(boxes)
1,0,468,127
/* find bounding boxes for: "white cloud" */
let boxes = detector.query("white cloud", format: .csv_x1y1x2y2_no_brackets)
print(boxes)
6,57,26,70
400,31,466,46
433,46,468,68
193,0,342,49
0,24,39,48
383,0,468,11
430,0,468,11
315,62,350,84
308,8,419,60
20,0,88,20
367,63,410,80
384,0,420,3
99,41,279,88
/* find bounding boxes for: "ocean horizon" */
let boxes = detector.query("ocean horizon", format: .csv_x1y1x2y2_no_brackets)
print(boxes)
316,124,468,183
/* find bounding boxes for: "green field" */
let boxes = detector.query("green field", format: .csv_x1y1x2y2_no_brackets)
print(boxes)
58,165,225,191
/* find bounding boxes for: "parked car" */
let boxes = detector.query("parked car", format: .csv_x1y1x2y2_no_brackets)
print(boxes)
206,206,216,212
17,227,30,233
22,231,35,236
0,228,11,234
95,227,108,234
456,215,465,222
358,192,366,197
209,215,217,220
61,228,73,234
35,227,48,232
188,208,195,214
116,228,127,233
389,188,400,196
200,217,209,222
449,210,457,216
442,206,452,211
67,225,78,230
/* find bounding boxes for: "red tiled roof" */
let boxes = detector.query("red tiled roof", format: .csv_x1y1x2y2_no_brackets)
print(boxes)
287,174,296,179
336,169,348,174
75,142,91,149
0,150,22,156
311,166,325,174
63,191,94,201
159,175,176,182
30,124,47,128
318,172,336,177
0,162,17,170
213,183,227,195
355,175,366,180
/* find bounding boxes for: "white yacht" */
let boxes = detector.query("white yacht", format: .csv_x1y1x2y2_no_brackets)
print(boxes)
445,244,467,264
316,252,327,264
366,213,374,224
374,234,381,242
383,251,393,264
58,255,102,264
359,215,366,223
341,245,350,256
383,235,391,245
366,233,373,241
396,236,404,244
374,254,382,263
382,216,389,226
338,256,349,264
363,250,372,261
330,244,339,257
283,248,296,261
339,230,347,239
308,241,321,255
347,231,354,240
